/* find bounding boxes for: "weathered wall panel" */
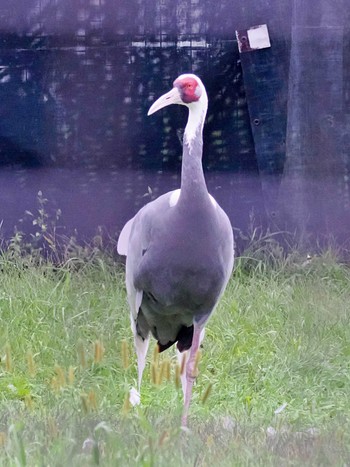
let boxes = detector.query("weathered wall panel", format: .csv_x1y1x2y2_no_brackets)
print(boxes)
237,0,292,220
280,0,350,240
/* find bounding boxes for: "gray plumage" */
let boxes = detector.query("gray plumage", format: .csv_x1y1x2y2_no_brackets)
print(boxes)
117,74,234,426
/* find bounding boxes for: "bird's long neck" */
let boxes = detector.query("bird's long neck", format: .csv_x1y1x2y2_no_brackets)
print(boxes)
180,102,208,205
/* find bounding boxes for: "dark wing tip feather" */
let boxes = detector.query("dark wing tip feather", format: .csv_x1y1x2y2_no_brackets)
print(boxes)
176,325,194,352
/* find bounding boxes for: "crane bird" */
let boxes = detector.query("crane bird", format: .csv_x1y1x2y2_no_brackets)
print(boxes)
117,74,234,426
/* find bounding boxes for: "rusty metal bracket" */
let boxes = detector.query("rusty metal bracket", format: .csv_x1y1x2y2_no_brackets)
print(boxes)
236,24,271,53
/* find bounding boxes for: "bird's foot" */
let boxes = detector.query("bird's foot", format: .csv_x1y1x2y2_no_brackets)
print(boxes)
181,411,189,429
180,424,191,434
129,387,141,406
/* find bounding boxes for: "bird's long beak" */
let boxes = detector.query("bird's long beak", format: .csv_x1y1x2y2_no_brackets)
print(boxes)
147,87,182,116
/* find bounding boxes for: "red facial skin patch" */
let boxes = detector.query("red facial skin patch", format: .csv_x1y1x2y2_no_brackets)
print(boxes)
174,77,202,103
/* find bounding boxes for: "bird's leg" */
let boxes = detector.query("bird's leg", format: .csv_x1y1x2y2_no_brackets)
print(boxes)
181,320,205,427
135,333,150,391
176,349,188,398
129,319,150,406
128,290,151,406
177,328,205,399
129,334,150,406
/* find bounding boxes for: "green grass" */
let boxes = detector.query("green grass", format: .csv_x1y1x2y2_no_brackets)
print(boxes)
0,249,349,465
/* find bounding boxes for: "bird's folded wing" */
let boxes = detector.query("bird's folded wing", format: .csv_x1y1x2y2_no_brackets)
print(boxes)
117,217,135,256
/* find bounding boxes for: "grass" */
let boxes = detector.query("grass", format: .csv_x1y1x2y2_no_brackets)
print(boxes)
0,246,349,465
